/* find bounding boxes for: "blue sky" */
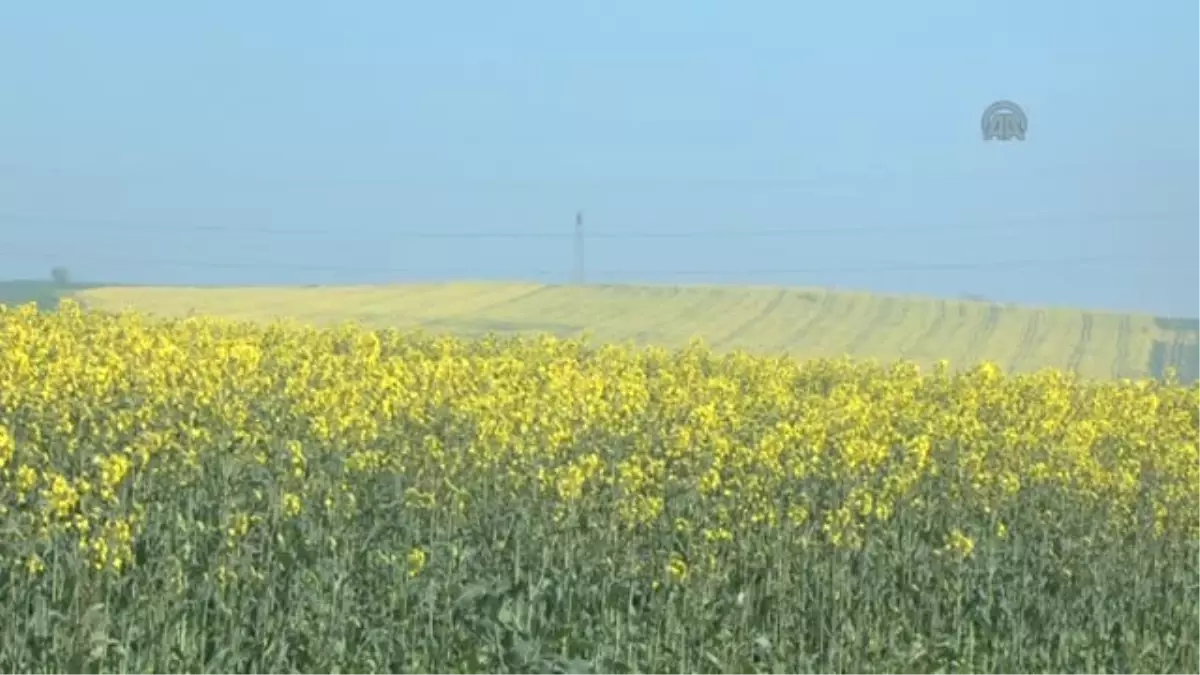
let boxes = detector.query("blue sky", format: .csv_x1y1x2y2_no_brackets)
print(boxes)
0,1,1196,317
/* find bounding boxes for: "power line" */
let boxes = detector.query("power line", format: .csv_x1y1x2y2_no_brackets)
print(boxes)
0,210,1188,240
0,247,1188,278
598,255,1186,277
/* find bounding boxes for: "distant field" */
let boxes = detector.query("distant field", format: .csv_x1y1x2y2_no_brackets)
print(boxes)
50,282,1198,382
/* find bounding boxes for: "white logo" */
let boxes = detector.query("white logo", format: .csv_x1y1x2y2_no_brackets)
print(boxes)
981,100,1027,141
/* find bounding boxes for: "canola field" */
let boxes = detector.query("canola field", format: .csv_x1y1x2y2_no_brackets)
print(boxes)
70,282,1200,383
1,301,1197,672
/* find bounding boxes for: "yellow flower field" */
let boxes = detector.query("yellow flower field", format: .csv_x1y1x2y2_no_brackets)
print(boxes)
1,300,1196,673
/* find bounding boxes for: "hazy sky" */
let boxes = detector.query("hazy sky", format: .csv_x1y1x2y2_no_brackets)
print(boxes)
0,1,1196,317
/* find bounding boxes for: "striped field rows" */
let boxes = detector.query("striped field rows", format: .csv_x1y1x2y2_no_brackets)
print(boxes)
70,282,1199,382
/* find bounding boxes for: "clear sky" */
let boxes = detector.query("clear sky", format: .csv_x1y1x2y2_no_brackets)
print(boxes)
0,1,1196,317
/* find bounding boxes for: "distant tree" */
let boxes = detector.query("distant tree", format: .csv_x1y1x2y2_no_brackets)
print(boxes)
50,266,71,286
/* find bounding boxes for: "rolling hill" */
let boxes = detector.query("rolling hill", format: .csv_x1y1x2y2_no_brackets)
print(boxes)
24,281,1192,383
